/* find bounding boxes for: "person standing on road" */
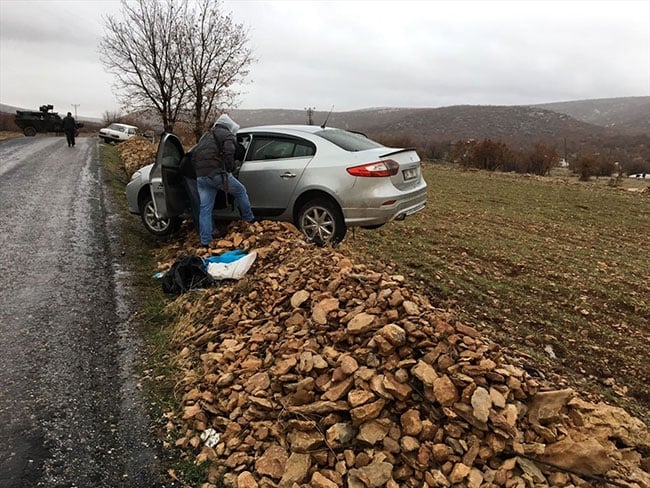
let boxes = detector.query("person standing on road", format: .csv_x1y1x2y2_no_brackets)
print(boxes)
192,114,255,246
62,112,76,147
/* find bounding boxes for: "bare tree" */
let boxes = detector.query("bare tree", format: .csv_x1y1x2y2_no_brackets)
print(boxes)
179,0,255,142
99,0,189,132
102,110,123,126
573,154,599,181
525,143,558,176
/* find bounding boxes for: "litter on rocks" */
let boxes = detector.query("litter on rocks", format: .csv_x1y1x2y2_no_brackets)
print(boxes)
200,428,221,449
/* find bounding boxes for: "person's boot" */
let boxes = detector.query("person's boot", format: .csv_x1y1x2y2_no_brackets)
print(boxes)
212,227,227,239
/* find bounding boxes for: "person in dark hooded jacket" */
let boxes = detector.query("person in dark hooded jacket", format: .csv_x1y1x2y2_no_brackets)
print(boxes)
192,114,255,246
62,112,76,147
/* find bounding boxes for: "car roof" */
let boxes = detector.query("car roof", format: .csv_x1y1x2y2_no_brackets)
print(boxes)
110,123,139,129
240,124,339,134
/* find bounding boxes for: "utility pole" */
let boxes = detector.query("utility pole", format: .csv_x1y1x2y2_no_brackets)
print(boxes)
304,106,315,125
71,103,80,118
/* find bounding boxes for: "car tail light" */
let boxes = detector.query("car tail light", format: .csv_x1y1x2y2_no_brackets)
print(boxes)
346,159,399,177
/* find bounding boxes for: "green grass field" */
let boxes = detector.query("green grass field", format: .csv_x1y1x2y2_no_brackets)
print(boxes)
344,164,650,425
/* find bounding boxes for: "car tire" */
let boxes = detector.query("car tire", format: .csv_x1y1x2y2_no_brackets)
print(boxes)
139,194,180,236
24,127,37,137
297,197,346,246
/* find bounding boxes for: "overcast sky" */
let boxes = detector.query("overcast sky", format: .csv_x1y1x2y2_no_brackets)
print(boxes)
1,0,648,119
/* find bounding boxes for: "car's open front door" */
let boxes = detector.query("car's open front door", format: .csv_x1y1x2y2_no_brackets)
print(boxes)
148,133,186,218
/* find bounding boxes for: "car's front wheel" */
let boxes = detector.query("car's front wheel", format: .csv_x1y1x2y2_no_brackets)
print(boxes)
23,127,37,137
139,194,180,236
297,198,346,246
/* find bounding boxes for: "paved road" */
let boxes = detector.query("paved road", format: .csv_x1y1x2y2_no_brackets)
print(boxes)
0,136,163,487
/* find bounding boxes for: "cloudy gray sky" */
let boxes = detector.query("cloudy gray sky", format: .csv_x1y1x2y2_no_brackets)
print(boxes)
1,0,648,119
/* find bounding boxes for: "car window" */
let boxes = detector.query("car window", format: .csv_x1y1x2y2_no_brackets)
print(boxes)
246,135,315,161
161,137,183,168
237,134,251,152
315,128,383,151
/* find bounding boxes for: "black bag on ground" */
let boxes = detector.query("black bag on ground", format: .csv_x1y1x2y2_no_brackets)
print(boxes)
161,255,212,296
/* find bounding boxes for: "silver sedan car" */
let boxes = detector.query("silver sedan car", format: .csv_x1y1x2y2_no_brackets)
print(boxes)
126,125,427,244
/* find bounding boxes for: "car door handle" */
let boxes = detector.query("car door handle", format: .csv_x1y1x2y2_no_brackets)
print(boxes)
280,172,296,179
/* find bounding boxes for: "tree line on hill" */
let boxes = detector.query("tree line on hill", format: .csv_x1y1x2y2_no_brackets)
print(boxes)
449,139,628,180
375,131,649,180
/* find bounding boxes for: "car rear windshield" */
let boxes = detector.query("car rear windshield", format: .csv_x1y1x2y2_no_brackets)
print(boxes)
315,129,383,152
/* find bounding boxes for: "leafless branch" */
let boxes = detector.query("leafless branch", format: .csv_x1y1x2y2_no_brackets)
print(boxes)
100,0,254,138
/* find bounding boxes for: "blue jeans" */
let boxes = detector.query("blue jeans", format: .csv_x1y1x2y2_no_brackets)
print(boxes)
197,173,254,245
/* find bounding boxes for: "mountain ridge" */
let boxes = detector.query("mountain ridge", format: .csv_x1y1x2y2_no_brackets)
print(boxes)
2,96,648,134
228,97,648,154
2,97,647,156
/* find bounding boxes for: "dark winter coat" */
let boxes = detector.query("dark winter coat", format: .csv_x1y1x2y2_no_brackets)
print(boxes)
62,115,76,133
191,124,237,178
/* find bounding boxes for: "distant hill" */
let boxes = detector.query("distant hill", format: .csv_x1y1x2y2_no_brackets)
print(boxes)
533,97,649,135
2,97,647,159
229,98,647,169
230,105,608,150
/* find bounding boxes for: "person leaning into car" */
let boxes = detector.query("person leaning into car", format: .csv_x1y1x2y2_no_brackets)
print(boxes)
63,112,76,147
191,113,255,246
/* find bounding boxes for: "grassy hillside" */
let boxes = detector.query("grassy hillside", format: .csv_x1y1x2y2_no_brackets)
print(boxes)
231,105,612,149
342,166,650,425
535,96,650,134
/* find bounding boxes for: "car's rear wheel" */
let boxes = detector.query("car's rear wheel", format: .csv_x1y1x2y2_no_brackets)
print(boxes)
139,194,180,236
23,127,36,137
297,198,346,246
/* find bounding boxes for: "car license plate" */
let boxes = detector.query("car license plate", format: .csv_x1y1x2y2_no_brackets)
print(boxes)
402,168,418,181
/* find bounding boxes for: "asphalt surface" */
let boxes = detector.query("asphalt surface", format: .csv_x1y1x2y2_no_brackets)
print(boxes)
0,136,163,487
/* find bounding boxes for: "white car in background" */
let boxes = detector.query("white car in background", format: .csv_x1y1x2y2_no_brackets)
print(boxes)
99,123,140,143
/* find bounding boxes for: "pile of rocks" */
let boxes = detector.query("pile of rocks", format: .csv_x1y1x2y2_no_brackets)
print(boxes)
160,221,650,488
115,136,157,178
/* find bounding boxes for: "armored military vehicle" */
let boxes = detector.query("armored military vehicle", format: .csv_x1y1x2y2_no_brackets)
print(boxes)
14,104,83,136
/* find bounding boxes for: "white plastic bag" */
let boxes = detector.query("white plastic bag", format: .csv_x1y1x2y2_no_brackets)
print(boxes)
206,251,257,280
